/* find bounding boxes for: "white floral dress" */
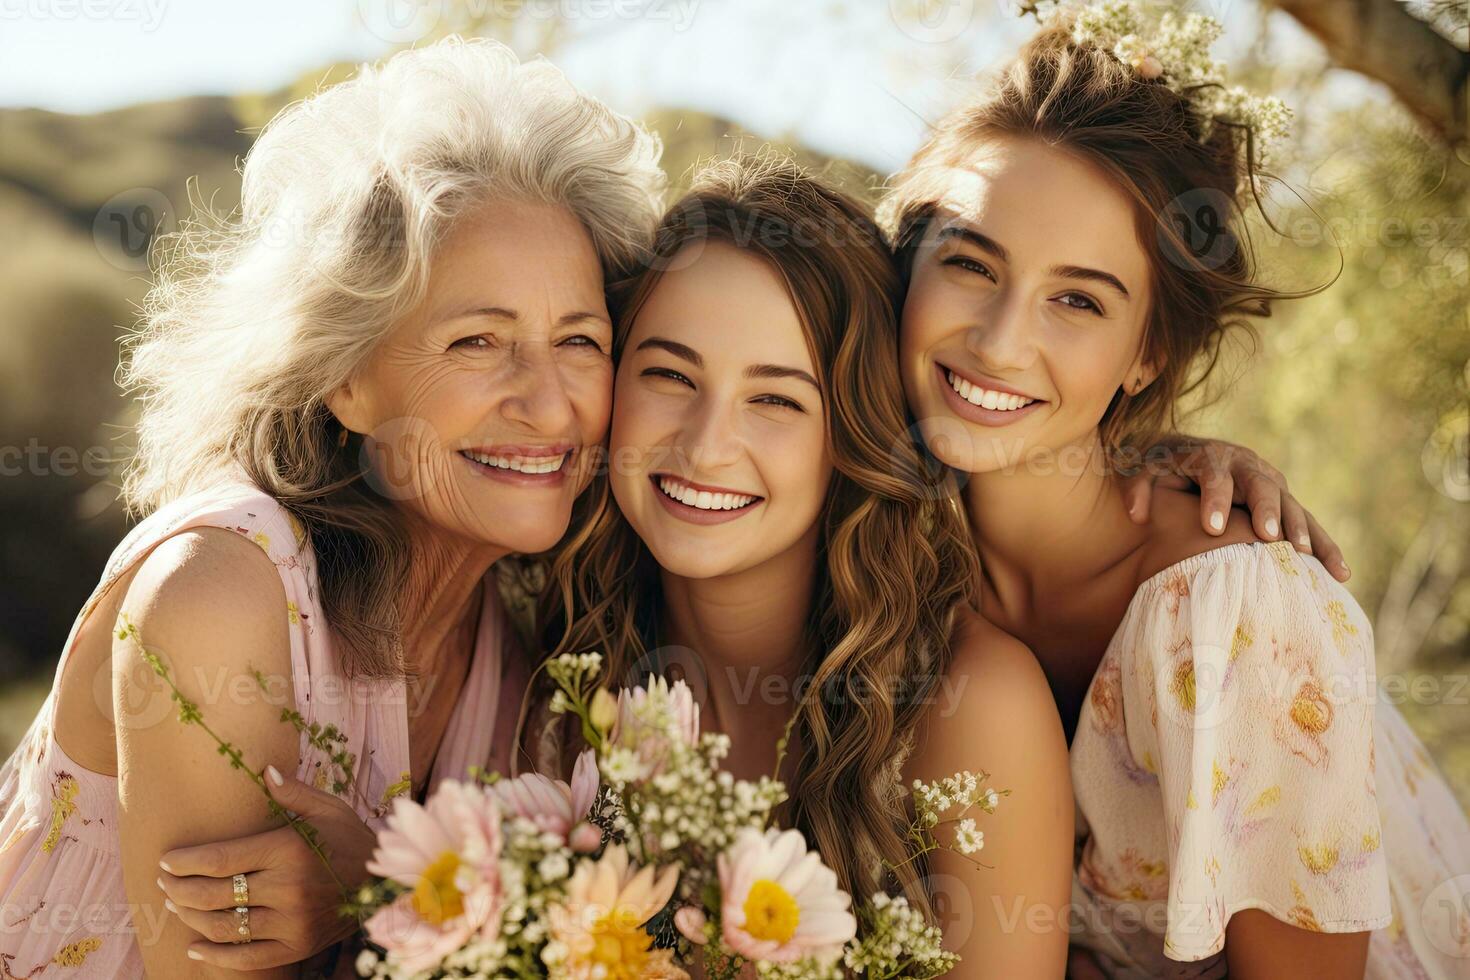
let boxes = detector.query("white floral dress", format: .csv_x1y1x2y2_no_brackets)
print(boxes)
1069,540,1470,978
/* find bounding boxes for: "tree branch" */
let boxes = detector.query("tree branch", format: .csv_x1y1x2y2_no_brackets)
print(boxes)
1265,0,1469,145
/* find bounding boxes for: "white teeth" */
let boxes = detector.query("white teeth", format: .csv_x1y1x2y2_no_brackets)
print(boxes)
463,450,567,474
657,477,758,511
947,371,1036,412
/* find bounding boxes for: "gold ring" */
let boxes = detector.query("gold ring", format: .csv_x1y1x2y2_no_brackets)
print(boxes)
232,873,249,908
233,906,251,943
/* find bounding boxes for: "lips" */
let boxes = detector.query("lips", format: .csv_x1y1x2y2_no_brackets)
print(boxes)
935,363,1046,428
458,445,574,485
649,473,763,525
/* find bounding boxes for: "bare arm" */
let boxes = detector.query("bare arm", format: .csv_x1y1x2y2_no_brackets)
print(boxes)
905,618,1074,980
1225,909,1370,979
113,528,301,979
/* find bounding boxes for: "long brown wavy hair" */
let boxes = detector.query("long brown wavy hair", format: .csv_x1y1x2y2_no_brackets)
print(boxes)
877,14,1323,457
537,151,981,912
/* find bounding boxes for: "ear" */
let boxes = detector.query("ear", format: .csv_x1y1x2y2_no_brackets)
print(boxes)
1123,349,1165,396
325,380,371,436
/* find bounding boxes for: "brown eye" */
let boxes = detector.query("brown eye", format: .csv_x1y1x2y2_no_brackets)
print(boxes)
642,367,694,388
752,394,804,413
451,335,493,350
1057,293,1103,315
943,255,996,281
560,334,606,353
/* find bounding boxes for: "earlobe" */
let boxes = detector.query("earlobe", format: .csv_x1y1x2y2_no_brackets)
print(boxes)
325,383,366,437
1126,355,1165,396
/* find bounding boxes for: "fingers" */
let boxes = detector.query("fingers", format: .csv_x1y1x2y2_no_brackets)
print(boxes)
185,938,297,970
263,765,352,819
163,899,285,948
158,870,238,912
1117,471,1154,524
1197,469,1235,535
1303,506,1350,582
1281,494,1312,555
1235,470,1284,542
159,828,283,879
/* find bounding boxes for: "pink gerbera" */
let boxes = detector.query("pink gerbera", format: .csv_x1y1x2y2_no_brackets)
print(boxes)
718,827,856,966
363,780,505,975
488,749,599,841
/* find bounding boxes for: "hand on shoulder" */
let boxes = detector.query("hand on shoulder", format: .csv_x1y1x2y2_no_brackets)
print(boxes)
1135,486,1262,586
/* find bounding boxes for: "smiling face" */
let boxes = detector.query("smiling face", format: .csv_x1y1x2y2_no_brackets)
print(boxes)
899,136,1159,475
328,197,613,555
609,240,832,580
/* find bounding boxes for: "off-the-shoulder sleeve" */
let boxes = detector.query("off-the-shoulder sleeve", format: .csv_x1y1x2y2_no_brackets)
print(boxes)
1119,540,1392,961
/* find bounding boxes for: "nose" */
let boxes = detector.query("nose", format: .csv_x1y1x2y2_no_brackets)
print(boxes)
965,287,1038,374
672,390,744,477
498,341,576,435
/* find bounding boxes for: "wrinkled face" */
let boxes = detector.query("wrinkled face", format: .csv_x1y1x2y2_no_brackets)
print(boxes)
898,136,1156,475
610,240,832,580
330,198,613,555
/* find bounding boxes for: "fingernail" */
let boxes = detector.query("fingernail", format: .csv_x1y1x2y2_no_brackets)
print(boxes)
158,860,173,873
1339,562,1351,579
1297,533,1310,548
266,765,284,787
1209,512,1224,532
1264,517,1279,538
155,877,164,891
187,949,203,961
164,898,177,914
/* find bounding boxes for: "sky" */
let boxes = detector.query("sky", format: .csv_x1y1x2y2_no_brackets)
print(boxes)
0,0,1373,173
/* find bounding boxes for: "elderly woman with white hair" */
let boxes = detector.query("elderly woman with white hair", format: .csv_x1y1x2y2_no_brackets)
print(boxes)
0,37,662,978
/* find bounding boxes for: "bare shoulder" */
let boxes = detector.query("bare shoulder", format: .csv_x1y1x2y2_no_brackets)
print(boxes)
909,608,1066,779
1134,486,1262,587
111,533,304,977
113,526,295,747
903,609,1074,977
122,526,287,631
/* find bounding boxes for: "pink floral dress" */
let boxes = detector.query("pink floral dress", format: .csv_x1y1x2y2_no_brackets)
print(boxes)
1069,540,1470,978
0,479,523,978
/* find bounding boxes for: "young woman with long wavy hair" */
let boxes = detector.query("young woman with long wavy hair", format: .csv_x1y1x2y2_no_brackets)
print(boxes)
880,11,1470,978
535,151,1076,975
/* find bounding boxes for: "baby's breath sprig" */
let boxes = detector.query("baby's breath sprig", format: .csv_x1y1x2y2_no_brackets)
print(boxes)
844,893,959,980
889,770,1008,877
543,651,606,750
115,612,348,895
1019,0,1293,158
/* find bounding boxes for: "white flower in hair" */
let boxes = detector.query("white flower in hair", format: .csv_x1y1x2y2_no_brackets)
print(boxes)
1023,0,1292,155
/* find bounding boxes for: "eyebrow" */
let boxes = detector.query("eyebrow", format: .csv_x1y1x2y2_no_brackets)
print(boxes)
460,306,611,327
936,226,1132,299
635,336,821,393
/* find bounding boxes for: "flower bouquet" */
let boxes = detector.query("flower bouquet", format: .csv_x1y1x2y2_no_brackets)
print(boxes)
352,653,1005,979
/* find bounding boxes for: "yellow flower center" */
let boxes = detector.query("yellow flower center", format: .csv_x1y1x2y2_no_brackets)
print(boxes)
412,851,465,925
587,907,654,980
743,879,800,944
